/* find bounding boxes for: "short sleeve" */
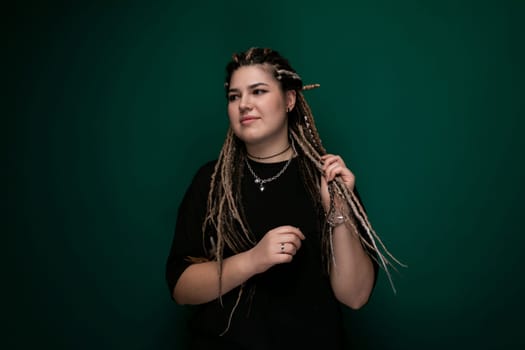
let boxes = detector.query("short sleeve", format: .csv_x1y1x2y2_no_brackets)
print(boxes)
165,160,216,300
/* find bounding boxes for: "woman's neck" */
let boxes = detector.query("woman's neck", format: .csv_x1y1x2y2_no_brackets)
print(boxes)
246,138,294,163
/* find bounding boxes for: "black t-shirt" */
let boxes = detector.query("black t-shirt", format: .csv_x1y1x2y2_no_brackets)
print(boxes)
166,156,376,349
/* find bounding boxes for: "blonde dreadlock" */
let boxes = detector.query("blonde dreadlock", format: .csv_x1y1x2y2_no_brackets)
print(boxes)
202,47,405,334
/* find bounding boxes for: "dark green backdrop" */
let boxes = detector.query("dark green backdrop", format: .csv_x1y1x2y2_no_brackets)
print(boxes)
8,0,524,349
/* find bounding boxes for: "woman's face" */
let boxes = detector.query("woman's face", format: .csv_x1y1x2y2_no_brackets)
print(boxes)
227,64,295,147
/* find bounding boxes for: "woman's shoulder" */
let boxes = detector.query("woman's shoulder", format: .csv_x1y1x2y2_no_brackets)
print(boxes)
188,159,218,188
193,159,217,179
178,159,217,206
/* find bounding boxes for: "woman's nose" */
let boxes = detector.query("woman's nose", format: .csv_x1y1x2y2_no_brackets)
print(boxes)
239,94,253,111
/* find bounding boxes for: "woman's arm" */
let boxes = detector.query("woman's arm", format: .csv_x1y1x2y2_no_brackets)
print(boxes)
173,225,305,305
320,154,376,309
173,251,255,305
329,222,376,309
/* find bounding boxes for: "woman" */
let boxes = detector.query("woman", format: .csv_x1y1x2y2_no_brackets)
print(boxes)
166,47,400,349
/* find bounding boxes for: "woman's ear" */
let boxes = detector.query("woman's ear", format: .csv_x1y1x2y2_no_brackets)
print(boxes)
286,90,297,111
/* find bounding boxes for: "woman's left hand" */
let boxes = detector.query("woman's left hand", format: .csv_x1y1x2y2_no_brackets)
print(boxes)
320,154,355,212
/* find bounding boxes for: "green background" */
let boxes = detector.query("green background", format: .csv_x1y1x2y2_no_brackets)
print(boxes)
7,0,524,349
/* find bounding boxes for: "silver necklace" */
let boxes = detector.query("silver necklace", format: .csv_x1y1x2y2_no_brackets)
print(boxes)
245,140,295,192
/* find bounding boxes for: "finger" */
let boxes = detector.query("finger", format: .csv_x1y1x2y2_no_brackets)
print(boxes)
326,161,349,182
273,226,305,240
321,155,335,173
275,242,294,264
321,153,337,161
278,234,303,250
328,163,354,184
325,162,344,182
276,253,293,264
322,157,346,179
321,154,346,168
325,160,354,185
278,242,297,256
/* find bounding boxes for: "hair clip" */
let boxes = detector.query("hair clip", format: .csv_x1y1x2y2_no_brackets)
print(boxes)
302,83,320,91
276,69,302,81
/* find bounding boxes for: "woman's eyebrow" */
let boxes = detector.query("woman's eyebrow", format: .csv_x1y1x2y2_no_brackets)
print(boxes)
228,82,269,93
248,82,269,89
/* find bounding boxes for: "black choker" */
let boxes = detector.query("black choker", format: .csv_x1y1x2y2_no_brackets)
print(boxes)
247,144,291,160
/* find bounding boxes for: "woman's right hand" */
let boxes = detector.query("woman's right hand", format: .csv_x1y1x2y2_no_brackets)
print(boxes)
247,225,306,274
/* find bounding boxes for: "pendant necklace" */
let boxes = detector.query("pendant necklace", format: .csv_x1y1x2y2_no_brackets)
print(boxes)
245,139,295,192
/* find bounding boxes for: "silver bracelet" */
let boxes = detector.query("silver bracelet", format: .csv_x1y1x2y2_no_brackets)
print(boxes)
326,211,349,227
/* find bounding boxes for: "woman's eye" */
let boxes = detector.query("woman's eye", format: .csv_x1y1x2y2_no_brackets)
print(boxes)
253,89,267,95
228,94,239,102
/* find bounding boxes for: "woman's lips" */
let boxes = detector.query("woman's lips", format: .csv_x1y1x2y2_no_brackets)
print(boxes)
240,116,259,125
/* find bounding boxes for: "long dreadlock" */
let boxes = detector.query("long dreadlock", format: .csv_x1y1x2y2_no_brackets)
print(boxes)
202,47,405,334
